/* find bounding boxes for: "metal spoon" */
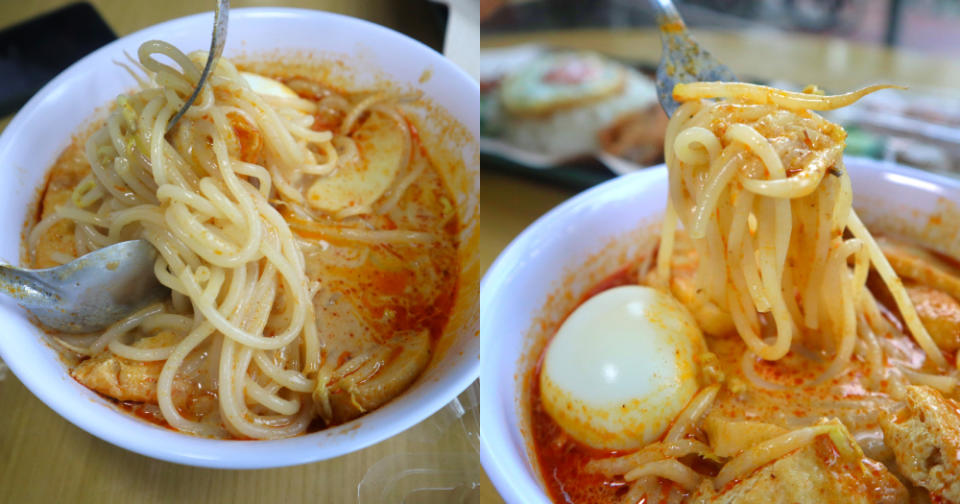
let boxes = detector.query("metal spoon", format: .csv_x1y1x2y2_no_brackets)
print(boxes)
166,0,230,132
0,240,168,333
648,0,737,116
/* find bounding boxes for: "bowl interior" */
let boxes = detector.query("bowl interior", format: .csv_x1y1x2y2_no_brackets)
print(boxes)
479,158,960,503
0,8,479,468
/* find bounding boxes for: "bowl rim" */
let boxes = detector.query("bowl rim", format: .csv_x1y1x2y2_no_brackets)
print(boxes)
0,7,479,468
478,157,960,503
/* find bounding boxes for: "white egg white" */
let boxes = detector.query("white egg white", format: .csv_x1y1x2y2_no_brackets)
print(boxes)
540,285,706,450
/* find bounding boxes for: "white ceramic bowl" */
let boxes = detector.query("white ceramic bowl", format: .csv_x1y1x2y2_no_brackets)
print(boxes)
479,158,960,503
0,8,479,468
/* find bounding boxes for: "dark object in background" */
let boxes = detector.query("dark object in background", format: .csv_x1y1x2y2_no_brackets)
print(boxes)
0,3,116,117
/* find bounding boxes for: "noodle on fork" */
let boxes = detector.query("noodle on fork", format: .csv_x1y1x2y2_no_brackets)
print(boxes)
654,81,946,374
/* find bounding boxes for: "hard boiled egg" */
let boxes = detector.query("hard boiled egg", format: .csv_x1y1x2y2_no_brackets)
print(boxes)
306,109,406,214
240,71,299,99
239,71,405,215
539,285,706,451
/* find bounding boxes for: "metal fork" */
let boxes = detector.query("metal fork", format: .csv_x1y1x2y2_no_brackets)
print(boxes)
648,0,737,117
166,0,230,131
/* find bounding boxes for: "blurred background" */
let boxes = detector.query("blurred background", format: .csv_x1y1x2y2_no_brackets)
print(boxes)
480,0,960,192
483,0,960,55
479,0,960,281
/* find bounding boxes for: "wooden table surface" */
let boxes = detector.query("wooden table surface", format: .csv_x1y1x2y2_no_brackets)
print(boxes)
0,2,497,504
